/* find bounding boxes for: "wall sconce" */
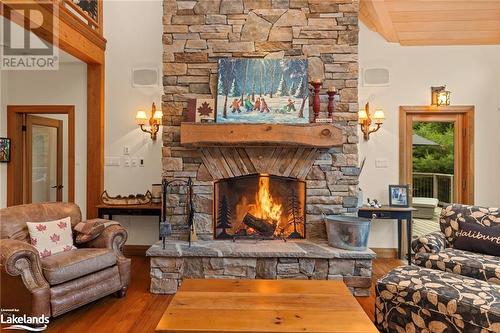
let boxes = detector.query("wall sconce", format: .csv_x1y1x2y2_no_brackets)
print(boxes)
431,86,451,106
136,102,162,140
358,102,385,140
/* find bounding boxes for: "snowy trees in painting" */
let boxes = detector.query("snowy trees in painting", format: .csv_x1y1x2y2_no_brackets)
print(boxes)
216,58,309,123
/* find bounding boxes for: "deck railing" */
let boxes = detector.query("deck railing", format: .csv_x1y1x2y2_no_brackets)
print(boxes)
413,172,454,205
60,0,102,35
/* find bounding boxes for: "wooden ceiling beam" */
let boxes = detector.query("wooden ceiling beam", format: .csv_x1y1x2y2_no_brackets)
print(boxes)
399,31,500,46
360,0,500,45
362,0,399,42
384,1,500,13
391,10,500,23
394,20,500,32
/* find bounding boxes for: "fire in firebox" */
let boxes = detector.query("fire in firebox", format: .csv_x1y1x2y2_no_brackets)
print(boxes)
214,174,306,240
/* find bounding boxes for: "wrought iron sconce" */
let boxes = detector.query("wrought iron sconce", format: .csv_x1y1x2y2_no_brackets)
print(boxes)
135,102,162,140
358,102,385,140
431,86,451,106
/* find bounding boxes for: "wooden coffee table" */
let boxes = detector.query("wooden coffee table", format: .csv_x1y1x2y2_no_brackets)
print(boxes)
156,279,378,333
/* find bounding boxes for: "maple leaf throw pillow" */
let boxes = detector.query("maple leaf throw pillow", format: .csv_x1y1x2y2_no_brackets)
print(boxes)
27,217,76,258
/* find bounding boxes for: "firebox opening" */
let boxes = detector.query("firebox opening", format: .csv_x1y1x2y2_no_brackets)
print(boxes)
214,174,306,240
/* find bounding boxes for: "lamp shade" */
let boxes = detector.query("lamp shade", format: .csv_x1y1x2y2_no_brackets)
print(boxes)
153,110,163,120
135,110,148,125
358,109,368,124
373,108,385,124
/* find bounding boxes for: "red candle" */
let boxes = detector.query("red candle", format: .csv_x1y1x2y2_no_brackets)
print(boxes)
326,88,337,119
309,80,322,122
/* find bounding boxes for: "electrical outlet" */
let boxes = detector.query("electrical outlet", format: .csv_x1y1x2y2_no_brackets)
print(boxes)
123,158,131,167
139,158,145,167
123,146,130,155
131,158,138,167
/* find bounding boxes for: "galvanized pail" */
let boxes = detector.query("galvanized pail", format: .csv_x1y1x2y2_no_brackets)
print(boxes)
323,215,371,251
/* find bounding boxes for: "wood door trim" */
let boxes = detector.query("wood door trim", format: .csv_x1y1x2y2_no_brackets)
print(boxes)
7,106,76,205
399,106,474,204
87,64,105,218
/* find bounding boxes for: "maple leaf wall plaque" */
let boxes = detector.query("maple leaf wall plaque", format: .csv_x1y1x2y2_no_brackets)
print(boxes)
194,99,216,122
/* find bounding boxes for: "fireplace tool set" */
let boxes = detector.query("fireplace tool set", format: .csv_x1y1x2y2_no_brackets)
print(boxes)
160,177,195,249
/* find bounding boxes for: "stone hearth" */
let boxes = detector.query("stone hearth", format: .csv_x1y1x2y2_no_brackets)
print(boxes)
148,240,375,296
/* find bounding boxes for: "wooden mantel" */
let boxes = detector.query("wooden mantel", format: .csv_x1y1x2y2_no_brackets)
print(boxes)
180,123,343,148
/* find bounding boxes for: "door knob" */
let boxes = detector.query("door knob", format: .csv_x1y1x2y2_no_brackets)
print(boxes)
51,185,64,189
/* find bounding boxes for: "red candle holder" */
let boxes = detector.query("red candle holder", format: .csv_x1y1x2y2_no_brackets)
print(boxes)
309,80,322,122
326,88,337,119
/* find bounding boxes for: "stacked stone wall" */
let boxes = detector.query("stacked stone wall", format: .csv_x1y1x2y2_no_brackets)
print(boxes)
163,0,360,240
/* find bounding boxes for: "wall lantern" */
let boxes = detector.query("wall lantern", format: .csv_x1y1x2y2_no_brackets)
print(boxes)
358,102,385,140
136,102,162,140
431,86,451,106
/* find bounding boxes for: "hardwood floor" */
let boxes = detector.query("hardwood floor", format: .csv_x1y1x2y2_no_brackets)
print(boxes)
45,256,172,333
45,256,403,333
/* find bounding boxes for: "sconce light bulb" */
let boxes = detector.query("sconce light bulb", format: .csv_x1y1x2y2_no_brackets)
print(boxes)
437,91,450,106
358,109,368,124
153,110,163,120
136,110,148,125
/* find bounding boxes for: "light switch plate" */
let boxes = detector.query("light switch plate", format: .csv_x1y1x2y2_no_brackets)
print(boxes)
123,158,131,167
105,157,121,166
131,158,138,167
375,159,388,168
123,146,130,155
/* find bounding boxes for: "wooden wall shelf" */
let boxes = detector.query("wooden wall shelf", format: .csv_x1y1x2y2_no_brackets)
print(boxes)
180,123,343,148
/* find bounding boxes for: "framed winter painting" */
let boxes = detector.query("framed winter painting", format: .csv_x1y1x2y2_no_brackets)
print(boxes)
216,58,309,124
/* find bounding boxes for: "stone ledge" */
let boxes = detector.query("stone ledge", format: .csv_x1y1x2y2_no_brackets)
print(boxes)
146,240,376,259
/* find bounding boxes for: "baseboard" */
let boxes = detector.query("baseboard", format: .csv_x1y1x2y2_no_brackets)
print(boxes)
123,245,149,256
371,248,398,259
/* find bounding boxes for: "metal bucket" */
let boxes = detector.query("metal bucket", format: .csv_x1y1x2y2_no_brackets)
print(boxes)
323,215,371,251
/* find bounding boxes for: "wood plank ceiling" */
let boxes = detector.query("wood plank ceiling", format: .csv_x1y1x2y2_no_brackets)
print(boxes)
359,0,500,45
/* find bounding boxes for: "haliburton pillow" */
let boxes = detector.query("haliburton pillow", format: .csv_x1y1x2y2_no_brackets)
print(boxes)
26,217,76,258
454,221,500,256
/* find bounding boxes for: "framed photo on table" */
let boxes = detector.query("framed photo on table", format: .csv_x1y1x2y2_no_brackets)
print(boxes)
389,185,409,207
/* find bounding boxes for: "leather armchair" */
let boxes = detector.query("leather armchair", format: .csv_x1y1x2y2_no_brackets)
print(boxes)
0,202,131,317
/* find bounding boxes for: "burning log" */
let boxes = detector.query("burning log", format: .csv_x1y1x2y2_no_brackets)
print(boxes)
242,213,276,237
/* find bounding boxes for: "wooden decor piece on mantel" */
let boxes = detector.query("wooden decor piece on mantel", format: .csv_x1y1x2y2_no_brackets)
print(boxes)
180,123,343,148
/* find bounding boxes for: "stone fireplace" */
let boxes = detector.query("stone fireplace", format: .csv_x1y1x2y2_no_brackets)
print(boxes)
148,0,373,296
214,174,306,240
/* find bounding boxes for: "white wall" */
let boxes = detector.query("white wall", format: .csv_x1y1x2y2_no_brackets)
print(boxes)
359,23,500,248
103,0,163,245
0,63,88,215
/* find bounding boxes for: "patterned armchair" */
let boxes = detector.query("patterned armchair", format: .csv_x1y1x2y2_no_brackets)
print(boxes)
411,204,500,284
